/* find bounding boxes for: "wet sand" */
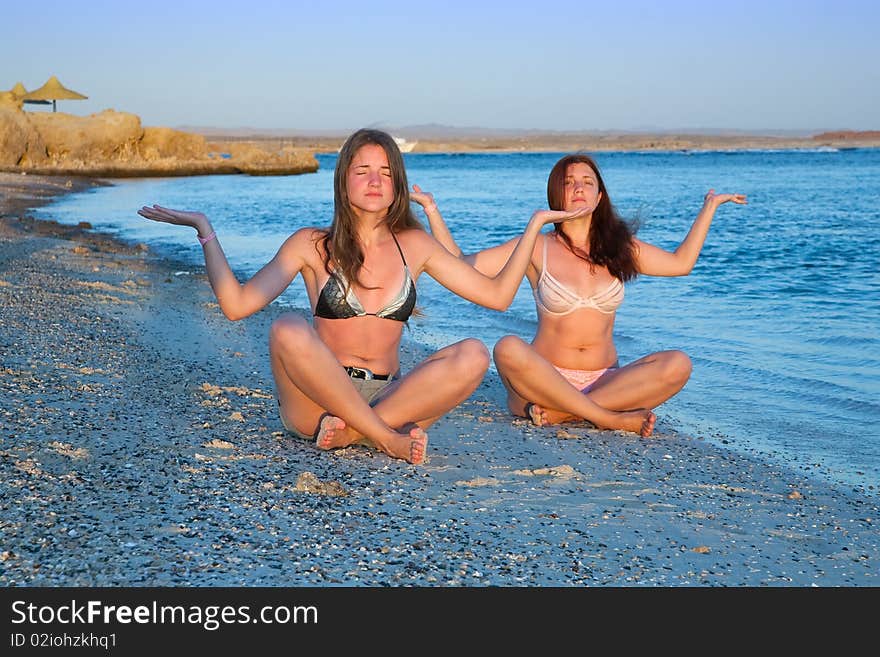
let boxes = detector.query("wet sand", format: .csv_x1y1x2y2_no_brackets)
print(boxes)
1,173,877,586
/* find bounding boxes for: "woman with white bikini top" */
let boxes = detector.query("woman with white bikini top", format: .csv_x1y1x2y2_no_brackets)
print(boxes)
422,153,746,437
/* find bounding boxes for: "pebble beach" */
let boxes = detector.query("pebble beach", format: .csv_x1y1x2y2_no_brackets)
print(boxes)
1,173,878,587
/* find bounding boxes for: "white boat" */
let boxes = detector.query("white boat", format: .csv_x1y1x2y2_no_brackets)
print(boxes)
393,136,417,153
337,135,417,154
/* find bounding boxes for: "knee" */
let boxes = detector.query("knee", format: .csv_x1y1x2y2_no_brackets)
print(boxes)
452,338,490,380
662,350,692,386
493,335,528,370
269,314,312,356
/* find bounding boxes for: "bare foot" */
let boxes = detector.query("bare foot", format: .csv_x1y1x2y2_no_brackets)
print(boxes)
315,415,356,450
640,411,657,437
407,427,428,464
525,402,548,427
608,409,656,437
379,427,429,465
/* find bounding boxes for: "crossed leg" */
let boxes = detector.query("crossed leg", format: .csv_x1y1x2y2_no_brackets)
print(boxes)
522,350,693,427
269,313,429,464
315,337,491,450
492,336,672,437
582,350,692,412
270,313,490,463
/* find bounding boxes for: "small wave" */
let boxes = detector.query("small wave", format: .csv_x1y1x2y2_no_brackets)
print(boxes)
614,147,841,155
804,334,879,346
719,147,840,154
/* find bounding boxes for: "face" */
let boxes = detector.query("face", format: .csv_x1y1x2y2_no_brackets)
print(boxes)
563,162,602,212
346,143,394,216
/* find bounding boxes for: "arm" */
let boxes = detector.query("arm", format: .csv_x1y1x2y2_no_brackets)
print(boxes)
419,207,588,310
411,184,461,257
411,183,520,276
137,205,306,320
635,190,747,277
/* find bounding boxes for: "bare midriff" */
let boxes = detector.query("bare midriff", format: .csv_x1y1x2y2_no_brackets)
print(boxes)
315,316,404,376
531,308,618,371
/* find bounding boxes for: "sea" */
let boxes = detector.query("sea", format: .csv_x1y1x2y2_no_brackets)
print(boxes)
36,148,880,494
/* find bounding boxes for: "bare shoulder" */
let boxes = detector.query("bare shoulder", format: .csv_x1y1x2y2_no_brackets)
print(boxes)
395,226,431,243
269,227,324,274
394,227,437,255
631,236,650,254
286,226,326,245
280,226,325,254
390,228,444,275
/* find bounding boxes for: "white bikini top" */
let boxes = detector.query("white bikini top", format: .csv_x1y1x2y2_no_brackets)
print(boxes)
533,235,624,316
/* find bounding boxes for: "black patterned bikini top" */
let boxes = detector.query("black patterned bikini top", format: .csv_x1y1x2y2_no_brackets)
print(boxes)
313,233,416,322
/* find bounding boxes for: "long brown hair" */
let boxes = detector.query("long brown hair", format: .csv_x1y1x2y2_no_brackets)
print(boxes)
546,154,639,282
319,129,424,287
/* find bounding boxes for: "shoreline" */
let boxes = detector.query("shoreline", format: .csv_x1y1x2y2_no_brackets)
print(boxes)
1,175,878,586
1,137,876,182
200,132,880,155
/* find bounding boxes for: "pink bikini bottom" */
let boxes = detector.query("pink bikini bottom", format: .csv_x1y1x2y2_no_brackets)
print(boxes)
553,365,616,392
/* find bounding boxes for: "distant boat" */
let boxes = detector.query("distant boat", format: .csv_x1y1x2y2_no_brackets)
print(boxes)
337,135,417,154
394,136,417,153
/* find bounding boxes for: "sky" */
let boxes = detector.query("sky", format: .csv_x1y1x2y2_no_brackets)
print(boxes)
2,0,878,133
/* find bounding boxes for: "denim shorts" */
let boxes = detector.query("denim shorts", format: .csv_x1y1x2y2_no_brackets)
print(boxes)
279,373,397,440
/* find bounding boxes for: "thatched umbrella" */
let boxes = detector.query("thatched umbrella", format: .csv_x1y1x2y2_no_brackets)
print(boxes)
5,81,50,106
22,76,87,112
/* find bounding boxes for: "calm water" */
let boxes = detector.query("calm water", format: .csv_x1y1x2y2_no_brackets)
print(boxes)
38,149,880,492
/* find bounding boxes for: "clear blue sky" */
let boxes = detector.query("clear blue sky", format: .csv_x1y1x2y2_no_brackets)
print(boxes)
3,0,877,132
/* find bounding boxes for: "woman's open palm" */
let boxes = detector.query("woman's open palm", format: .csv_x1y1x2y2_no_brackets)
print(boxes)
532,205,592,226
137,205,207,229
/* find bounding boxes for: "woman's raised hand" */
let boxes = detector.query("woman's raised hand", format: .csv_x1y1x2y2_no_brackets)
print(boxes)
410,184,436,211
531,205,593,226
704,190,748,207
137,205,210,233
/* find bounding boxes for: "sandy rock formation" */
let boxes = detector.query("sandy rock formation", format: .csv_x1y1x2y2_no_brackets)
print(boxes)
0,108,29,166
0,106,318,177
0,107,48,167
813,130,880,146
0,92,23,111
139,127,209,161
28,109,143,165
207,140,319,176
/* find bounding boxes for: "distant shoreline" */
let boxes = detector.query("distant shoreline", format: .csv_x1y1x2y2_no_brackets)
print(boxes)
198,130,880,155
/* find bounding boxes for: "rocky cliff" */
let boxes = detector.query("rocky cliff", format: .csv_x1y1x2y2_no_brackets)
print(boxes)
0,103,318,177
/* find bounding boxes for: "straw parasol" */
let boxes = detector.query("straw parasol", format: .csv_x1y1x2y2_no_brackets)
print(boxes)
4,81,48,106
9,82,28,98
22,76,87,112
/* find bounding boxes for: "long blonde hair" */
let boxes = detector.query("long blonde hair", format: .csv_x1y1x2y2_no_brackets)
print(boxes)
319,129,424,287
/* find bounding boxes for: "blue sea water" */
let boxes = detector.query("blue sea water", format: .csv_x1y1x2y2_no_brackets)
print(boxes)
37,149,880,493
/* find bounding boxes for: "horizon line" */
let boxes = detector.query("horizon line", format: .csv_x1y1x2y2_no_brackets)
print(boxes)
172,125,878,137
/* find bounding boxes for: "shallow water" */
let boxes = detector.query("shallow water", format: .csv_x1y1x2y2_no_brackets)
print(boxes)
38,148,880,492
